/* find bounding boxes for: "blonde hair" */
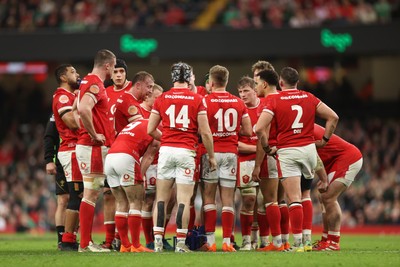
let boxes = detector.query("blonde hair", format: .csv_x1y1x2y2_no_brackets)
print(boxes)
209,65,229,87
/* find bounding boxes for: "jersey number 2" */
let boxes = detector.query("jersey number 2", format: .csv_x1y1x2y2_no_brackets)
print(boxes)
291,105,304,129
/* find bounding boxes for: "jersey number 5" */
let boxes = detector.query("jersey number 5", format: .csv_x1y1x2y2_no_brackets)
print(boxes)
166,104,190,128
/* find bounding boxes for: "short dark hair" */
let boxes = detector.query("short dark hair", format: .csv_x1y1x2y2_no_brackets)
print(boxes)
132,71,154,84
55,64,72,84
257,69,279,87
237,76,255,89
94,49,116,68
280,67,299,87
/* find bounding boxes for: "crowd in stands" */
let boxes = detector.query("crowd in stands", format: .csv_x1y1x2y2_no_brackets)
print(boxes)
0,74,399,233
0,0,399,32
217,0,399,29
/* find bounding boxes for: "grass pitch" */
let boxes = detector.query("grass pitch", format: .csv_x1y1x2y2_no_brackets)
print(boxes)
0,233,399,267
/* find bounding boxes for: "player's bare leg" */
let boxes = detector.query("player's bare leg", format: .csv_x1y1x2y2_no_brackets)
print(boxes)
61,182,83,251
102,188,117,250
220,184,236,252
163,187,176,250
175,183,195,252
124,184,153,252
142,192,155,248
79,175,110,252
281,176,304,252
153,179,174,252
256,189,270,248
110,186,130,252
319,181,346,251
239,187,256,250
202,181,218,251
257,178,283,251
55,194,68,248
278,182,290,249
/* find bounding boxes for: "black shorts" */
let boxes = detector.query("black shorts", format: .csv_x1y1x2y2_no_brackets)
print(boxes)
55,161,69,195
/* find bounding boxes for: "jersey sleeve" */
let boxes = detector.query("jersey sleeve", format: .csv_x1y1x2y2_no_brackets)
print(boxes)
54,93,74,116
263,95,276,116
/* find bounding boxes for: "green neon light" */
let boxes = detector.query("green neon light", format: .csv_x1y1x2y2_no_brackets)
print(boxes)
120,34,158,58
321,29,352,53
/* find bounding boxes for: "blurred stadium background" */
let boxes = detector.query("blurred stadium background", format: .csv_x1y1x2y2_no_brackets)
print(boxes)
0,0,399,234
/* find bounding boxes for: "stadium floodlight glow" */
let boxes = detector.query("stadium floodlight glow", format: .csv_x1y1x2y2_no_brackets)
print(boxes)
120,34,158,58
320,29,353,53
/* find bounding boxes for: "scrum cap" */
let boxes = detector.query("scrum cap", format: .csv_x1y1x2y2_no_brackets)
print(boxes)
115,59,128,74
171,62,191,83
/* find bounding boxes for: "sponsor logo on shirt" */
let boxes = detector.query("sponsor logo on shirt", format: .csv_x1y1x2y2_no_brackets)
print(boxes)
213,132,237,137
165,95,194,100
280,94,308,100
210,99,238,103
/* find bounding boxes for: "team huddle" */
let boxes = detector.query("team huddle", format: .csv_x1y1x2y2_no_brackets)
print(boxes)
46,49,363,253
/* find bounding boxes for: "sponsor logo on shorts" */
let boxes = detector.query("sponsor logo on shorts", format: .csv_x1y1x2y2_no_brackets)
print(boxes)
80,162,87,170
149,177,156,185
242,175,250,184
185,169,191,175
231,168,236,174
123,174,130,181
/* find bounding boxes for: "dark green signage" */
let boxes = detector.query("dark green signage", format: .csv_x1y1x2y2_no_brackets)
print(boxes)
120,34,158,58
321,29,353,53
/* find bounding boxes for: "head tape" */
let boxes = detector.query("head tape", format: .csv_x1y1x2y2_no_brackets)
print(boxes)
171,62,191,83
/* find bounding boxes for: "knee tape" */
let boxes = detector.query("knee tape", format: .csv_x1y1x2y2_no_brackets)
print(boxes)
156,201,165,227
176,203,185,229
83,176,105,190
240,187,256,197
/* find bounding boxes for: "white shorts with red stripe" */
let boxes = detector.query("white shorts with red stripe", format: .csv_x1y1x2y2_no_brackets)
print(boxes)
237,159,258,188
260,155,280,179
277,143,317,179
157,146,196,185
328,158,363,187
104,153,142,188
76,144,108,176
58,150,83,182
145,164,157,192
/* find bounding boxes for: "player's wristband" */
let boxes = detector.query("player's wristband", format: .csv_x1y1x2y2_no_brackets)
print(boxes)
322,136,330,142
